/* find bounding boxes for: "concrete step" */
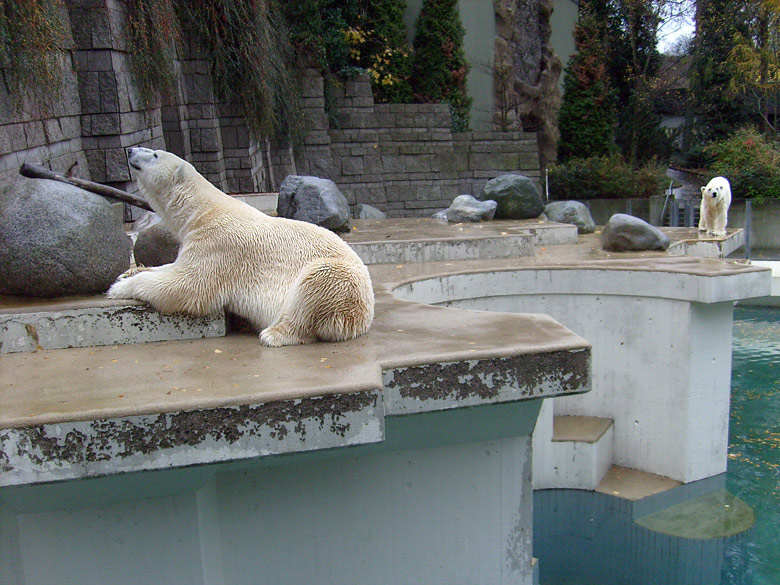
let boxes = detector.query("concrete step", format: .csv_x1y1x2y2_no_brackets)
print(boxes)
533,411,614,490
0,297,225,354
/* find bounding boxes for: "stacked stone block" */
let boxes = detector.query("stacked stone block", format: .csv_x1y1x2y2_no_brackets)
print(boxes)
68,0,164,192
0,3,540,219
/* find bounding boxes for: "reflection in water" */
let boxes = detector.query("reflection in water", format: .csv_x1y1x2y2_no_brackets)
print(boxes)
726,307,780,585
534,307,780,585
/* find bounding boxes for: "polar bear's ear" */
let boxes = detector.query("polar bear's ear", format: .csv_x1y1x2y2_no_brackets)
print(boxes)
701,186,706,194
173,162,189,184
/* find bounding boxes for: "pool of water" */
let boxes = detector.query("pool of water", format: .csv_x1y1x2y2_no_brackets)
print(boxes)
725,306,780,585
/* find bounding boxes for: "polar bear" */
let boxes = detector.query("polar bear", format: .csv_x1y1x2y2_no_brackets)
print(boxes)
699,176,731,237
107,147,374,347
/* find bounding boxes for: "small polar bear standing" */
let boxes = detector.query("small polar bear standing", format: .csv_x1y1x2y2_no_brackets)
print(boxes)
107,147,374,347
699,176,732,237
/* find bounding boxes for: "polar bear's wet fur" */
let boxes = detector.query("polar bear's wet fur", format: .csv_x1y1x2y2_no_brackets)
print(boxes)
107,147,374,347
699,176,731,237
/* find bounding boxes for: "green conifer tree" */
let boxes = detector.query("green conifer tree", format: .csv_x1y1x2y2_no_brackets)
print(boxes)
557,4,617,162
409,0,471,131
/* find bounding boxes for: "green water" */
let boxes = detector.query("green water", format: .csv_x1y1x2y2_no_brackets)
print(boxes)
727,307,780,585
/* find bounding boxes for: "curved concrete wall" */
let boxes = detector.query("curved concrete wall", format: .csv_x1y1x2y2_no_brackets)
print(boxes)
393,267,764,483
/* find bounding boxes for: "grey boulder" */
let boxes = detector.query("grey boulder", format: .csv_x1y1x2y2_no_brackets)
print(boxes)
0,178,132,297
601,213,670,252
544,200,596,234
278,175,350,232
482,174,544,219
134,223,180,267
437,195,497,222
355,203,387,219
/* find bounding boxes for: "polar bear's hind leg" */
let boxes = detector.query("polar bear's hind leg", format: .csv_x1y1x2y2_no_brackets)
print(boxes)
259,258,373,347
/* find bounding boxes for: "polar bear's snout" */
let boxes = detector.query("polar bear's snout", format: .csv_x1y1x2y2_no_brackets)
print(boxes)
127,147,158,172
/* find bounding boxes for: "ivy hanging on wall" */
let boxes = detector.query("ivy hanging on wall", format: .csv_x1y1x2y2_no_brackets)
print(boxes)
0,0,68,115
125,0,181,110
182,0,304,142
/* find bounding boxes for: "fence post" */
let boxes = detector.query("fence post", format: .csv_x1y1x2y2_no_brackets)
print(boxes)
745,200,752,259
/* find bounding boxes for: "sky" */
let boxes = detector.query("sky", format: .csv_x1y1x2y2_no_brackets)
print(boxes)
657,4,696,53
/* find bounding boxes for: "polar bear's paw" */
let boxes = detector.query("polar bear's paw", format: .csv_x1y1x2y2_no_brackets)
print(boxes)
106,278,134,300
259,324,316,347
118,265,154,279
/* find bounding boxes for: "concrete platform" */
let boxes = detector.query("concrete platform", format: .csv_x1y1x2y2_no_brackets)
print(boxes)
0,296,225,354
342,218,577,263
666,227,745,258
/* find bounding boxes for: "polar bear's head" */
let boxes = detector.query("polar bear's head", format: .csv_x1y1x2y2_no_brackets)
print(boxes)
701,176,730,201
127,147,194,199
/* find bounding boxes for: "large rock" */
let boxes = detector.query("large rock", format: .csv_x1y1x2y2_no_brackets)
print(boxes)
277,175,350,231
601,213,670,252
544,200,595,234
482,174,544,219
0,178,132,297
437,194,497,222
134,224,180,267
355,203,386,219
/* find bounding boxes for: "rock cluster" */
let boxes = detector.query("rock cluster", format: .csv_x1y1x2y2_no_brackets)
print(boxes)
0,178,131,297
277,175,351,231
482,174,544,219
601,214,670,252
434,195,497,222
544,201,595,234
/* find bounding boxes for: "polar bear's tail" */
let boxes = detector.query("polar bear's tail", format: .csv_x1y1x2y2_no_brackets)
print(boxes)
259,257,374,347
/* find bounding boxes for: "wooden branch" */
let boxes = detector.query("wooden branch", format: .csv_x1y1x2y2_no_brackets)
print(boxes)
19,162,153,212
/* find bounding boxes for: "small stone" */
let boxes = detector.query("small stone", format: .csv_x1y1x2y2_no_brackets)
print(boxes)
277,175,350,232
0,178,131,297
482,174,545,219
601,213,670,252
133,224,180,267
355,203,386,219
440,194,497,222
544,201,596,234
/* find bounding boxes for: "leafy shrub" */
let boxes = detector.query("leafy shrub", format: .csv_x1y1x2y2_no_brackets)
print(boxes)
549,155,667,200
343,0,412,103
706,128,780,201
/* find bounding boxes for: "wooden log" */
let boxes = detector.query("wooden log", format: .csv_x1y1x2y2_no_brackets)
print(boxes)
19,162,153,212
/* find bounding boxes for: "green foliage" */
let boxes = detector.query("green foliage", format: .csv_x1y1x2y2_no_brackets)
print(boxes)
343,0,412,103
126,0,180,109
0,0,68,115
409,0,471,132
283,0,360,76
183,0,303,141
549,154,667,200
690,0,752,142
707,128,780,200
557,4,617,162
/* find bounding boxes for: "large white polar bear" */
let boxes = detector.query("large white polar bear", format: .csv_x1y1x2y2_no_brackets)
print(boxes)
699,176,732,237
107,147,374,347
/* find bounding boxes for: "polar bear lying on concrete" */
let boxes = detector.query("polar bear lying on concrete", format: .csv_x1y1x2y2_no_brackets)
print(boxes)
107,147,374,347
699,176,731,237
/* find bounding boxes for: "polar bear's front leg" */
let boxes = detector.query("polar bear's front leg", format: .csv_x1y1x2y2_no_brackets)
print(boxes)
107,263,219,316
698,199,708,232
710,208,728,237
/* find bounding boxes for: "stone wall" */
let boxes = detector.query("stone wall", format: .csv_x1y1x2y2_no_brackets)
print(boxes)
0,0,540,218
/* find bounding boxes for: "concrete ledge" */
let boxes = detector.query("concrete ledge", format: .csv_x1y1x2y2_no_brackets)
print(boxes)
739,260,780,306
535,414,614,490
666,228,745,258
343,218,576,264
0,298,225,354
